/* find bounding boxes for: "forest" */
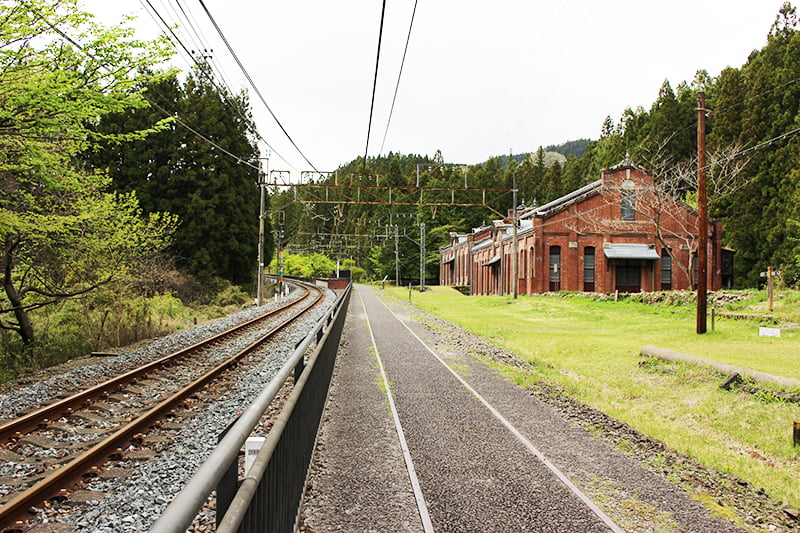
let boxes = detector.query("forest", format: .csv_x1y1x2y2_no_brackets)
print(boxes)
276,3,800,290
1,0,800,376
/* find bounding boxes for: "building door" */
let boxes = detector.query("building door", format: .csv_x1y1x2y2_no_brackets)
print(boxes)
615,259,641,293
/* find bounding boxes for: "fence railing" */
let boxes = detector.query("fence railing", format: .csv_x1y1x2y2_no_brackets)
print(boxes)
149,283,351,533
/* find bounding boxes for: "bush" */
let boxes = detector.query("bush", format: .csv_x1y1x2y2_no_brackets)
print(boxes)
211,283,251,307
0,281,253,383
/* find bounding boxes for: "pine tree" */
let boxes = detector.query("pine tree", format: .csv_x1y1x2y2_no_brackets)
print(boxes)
89,70,263,285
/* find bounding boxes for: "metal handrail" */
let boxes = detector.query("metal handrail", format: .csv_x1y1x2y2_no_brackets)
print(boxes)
149,283,351,533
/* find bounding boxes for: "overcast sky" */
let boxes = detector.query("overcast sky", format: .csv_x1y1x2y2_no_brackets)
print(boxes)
80,0,786,178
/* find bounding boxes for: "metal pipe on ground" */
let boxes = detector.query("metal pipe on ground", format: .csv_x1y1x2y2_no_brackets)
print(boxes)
640,345,800,390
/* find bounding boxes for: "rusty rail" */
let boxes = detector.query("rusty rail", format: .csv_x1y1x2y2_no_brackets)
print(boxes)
0,282,323,530
0,285,311,442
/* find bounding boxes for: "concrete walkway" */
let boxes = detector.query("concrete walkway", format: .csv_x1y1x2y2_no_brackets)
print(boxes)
301,285,745,533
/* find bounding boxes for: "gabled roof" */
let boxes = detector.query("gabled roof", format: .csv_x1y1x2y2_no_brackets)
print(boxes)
470,237,494,253
520,179,602,219
602,154,651,175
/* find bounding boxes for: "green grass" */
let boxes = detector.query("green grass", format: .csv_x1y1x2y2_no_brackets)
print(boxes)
391,286,800,508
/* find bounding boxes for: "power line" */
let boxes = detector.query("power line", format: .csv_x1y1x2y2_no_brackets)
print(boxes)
196,0,319,172
139,0,296,169
364,0,387,170
34,5,261,172
379,0,418,156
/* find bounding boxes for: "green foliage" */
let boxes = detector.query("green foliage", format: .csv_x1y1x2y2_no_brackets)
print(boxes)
210,283,251,307
544,138,592,158
86,69,263,285
709,7,800,287
0,0,177,349
341,259,366,282
270,252,336,279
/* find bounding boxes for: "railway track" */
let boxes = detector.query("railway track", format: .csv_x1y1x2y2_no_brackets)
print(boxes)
0,281,324,531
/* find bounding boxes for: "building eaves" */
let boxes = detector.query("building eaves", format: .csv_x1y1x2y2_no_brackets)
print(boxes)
521,179,602,219
470,238,494,253
501,220,534,241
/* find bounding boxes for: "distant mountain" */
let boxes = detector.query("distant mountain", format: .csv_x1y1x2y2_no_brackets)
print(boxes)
545,139,592,159
501,139,592,169
503,150,565,168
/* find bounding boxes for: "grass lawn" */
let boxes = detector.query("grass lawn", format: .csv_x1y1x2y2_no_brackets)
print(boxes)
387,285,800,509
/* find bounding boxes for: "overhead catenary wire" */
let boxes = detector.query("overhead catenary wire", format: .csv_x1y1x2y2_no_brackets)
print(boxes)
363,0,388,172
378,0,418,156
138,0,294,169
33,5,262,173
196,0,320,172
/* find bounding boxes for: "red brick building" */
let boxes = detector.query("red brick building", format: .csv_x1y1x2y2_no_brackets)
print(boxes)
440,157,726,295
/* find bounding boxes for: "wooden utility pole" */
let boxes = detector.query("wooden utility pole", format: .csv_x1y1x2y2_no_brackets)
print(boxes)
256,159,268,306
512,158,519,299
696,92,708,334
768,266,774,312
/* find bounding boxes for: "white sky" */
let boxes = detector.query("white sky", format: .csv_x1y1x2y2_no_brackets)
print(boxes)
80,0,786,178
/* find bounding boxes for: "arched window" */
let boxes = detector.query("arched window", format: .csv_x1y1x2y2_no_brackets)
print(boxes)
549,245,561,291
530,248,535,278
584,246,595,292
621,179,635,220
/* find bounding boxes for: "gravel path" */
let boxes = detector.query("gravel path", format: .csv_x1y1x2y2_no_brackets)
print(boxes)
302,285,762,532
301,289,422,532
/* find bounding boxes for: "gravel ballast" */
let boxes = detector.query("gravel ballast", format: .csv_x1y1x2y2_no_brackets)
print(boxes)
0,285,337,532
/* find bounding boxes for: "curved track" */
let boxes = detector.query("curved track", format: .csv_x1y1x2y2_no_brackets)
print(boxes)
0,282,323,531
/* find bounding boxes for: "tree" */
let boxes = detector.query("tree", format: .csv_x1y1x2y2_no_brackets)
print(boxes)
88,69,263,285
540,160,562,203
0,0,176,346
709,2,800,285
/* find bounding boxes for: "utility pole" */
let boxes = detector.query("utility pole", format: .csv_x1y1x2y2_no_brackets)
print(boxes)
256,158,268,306
269,170,290,298
696,92,708,334
512,164,519,299
394,224,400,287
419,223,426,291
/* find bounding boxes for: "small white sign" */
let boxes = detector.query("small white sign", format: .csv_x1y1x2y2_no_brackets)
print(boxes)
759,327,781,338
245,436,266,474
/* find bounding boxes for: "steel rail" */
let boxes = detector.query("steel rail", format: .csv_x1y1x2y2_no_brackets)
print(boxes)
0,283,323,531
0,284,311,442
148,283,351,533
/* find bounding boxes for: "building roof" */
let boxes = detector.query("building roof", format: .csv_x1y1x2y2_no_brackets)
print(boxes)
602,153,651,175
481,255,501,266
520,179,602,219
471,238,494,253
603,243,660,260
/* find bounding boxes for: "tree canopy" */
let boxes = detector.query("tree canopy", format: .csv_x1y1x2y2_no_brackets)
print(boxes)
0,0,177,346
86,68,263,285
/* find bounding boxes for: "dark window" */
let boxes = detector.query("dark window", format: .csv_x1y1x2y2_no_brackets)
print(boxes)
621,189,636,220
615,259,640,293
549,245,561,291
530,248,535,277
661,249,672,290
584,247,595,292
